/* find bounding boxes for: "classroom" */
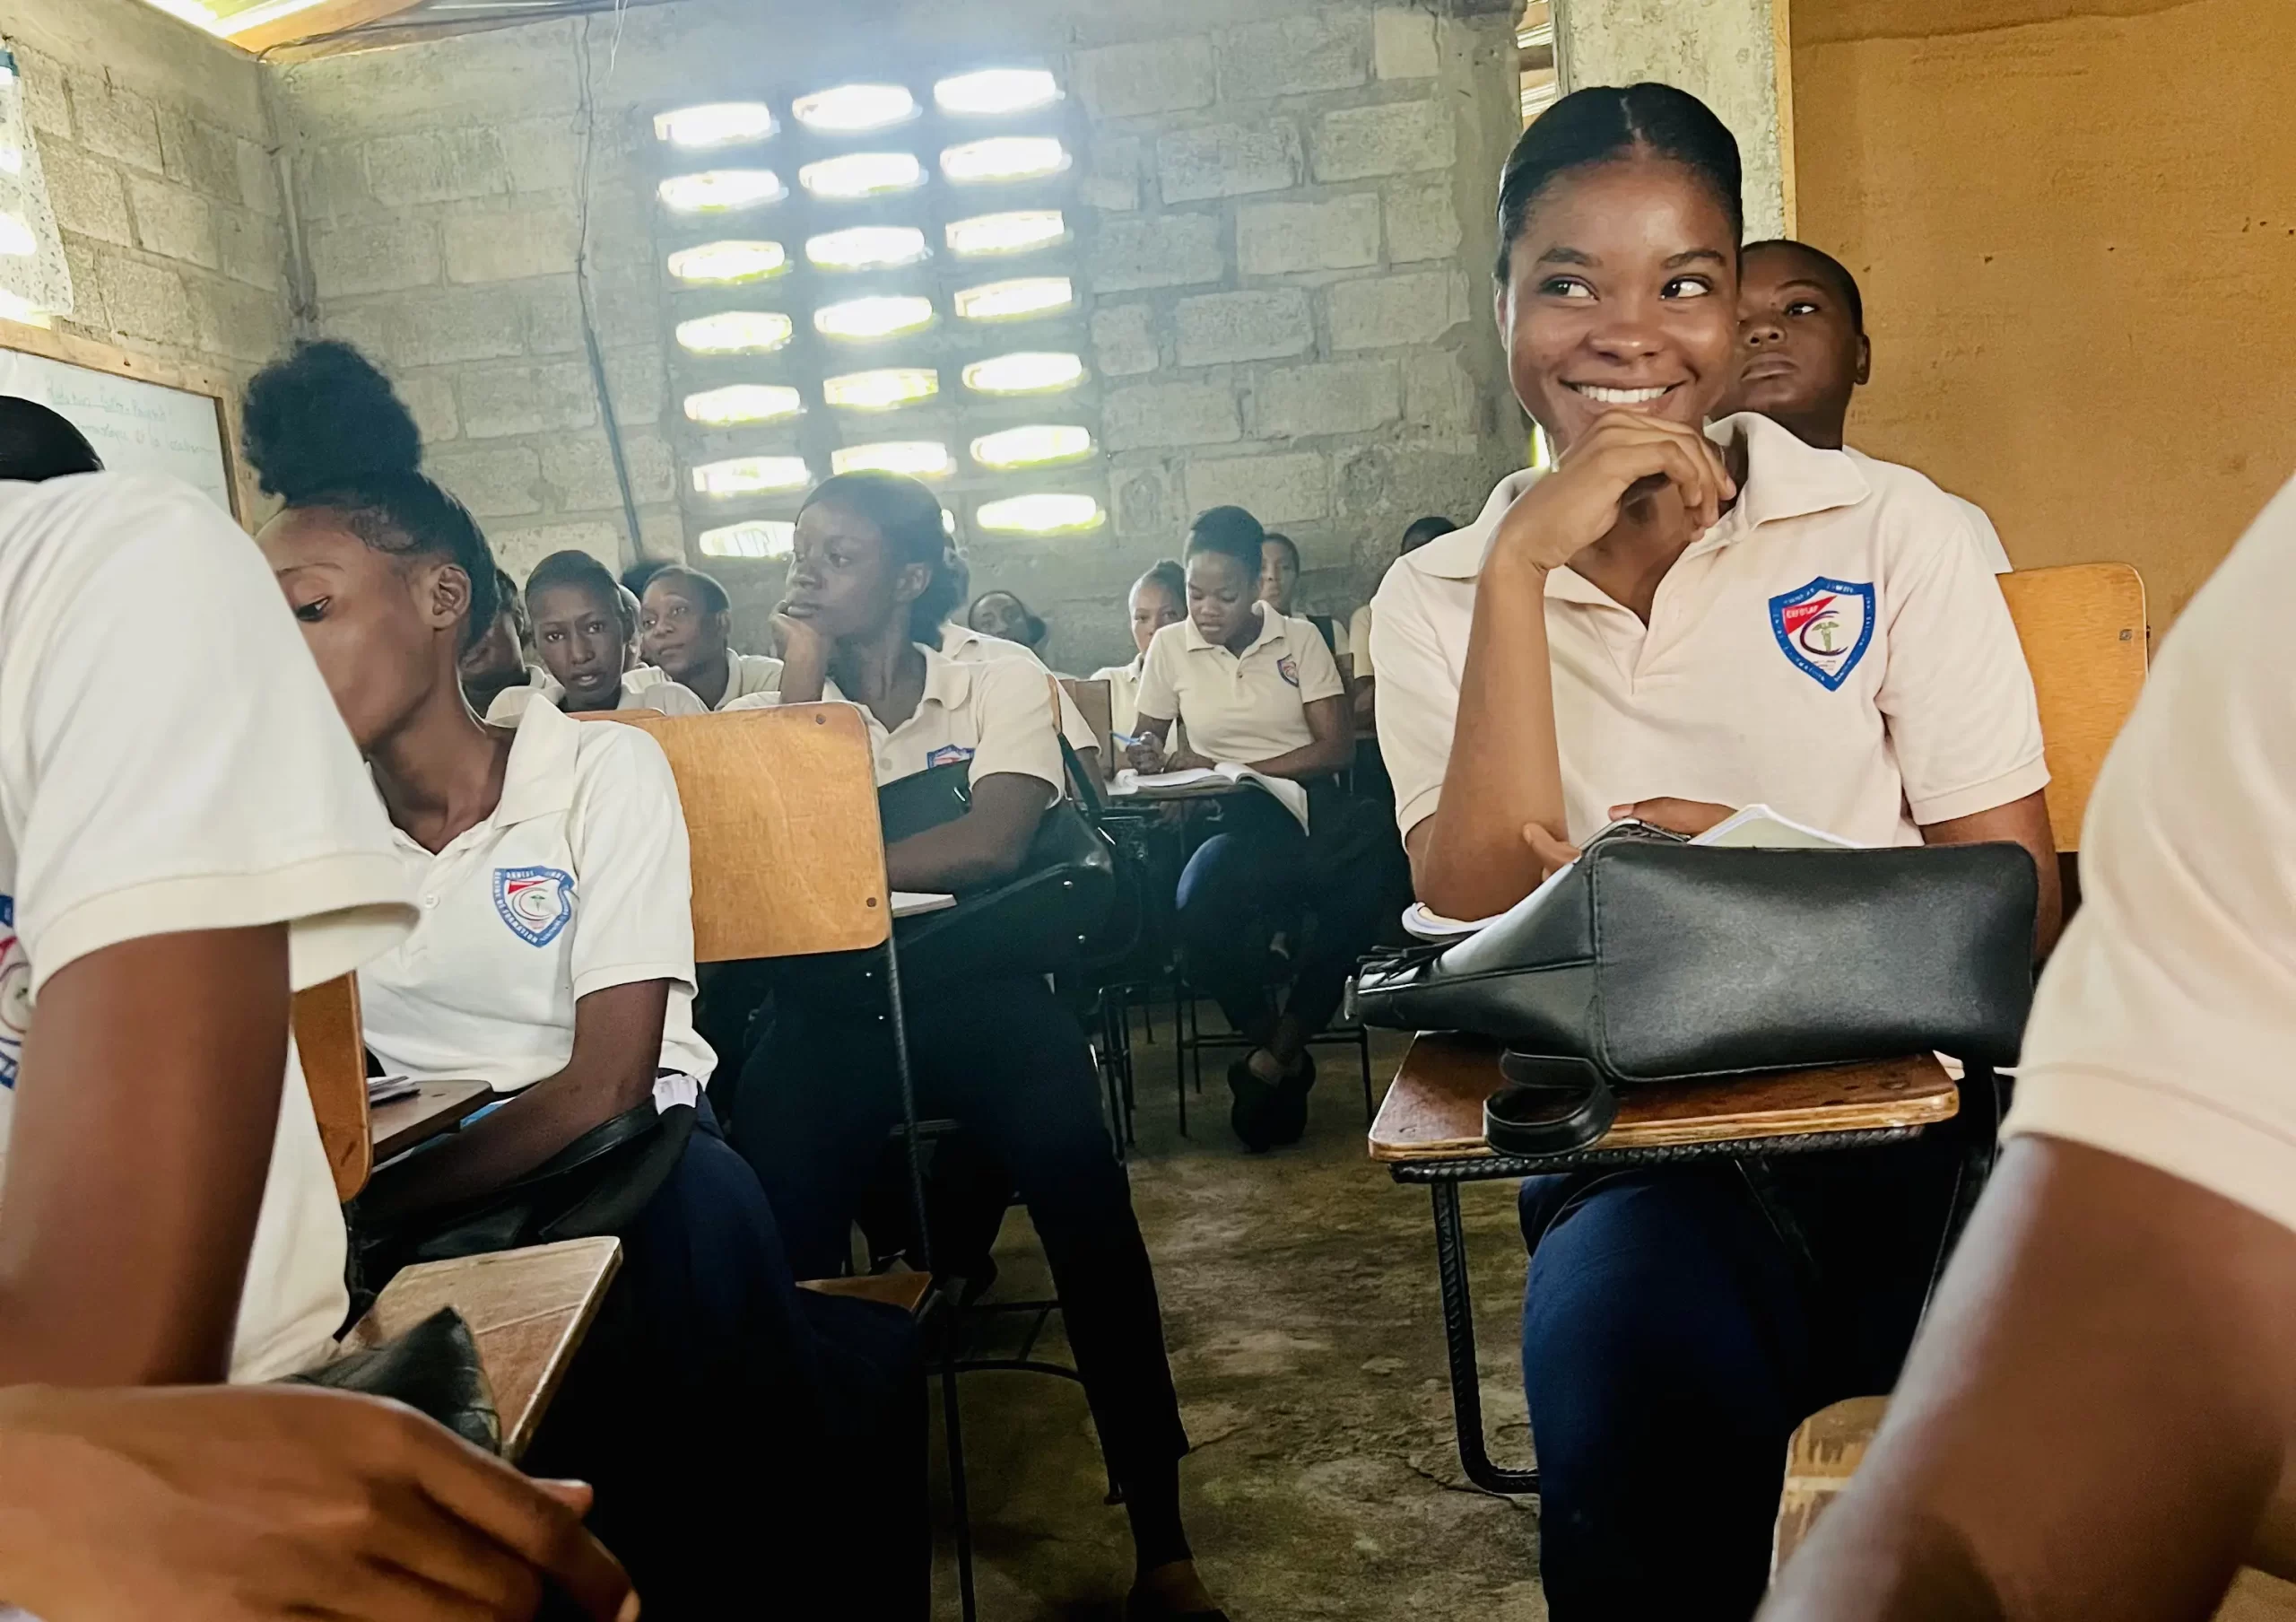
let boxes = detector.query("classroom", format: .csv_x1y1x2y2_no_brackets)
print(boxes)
0,0,2292,1617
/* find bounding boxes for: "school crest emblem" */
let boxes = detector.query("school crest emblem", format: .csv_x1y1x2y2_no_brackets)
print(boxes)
925,745,976,768
1277,657,1300,687
493,867,575,947
1768,577,1875,691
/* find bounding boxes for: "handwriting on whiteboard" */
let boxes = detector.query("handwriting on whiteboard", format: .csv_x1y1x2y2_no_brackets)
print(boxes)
0,348,231,513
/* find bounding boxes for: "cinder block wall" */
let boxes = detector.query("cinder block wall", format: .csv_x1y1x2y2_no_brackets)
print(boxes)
266,0,1528,670
2,0,296,511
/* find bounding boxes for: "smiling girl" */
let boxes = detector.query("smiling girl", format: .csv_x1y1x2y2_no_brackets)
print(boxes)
1368,85,2057,1619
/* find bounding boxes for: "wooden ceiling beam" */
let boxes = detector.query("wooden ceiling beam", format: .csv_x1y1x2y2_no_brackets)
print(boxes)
226,0,431,55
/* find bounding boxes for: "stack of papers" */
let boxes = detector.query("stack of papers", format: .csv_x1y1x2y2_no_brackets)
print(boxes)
366,1074,419,1105
1402,804,1859,940
1110,763,1310,832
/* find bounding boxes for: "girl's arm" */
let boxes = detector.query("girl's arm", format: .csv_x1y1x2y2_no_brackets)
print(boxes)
1243,694,1354,781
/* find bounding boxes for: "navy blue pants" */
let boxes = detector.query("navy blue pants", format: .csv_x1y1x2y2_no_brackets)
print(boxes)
1518,1145,1954,1621
1174,783,1388,1045
526,1098,926,1619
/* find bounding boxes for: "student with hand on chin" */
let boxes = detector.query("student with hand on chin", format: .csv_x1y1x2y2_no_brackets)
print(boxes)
635,563,782,710
1723,237,2013,573
728,471,1223,1622
0,395,633,1621
1369,84,2057,1622
241,342,926,1620
1129,506,1384,1153
487,551,708,722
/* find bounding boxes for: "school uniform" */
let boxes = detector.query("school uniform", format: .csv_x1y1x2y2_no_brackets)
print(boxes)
730,642,1190,1513
0,472,413,1384
361,698,923,1618
1090,655,1144,738
940,620,1100,763
1370,411,2048,1622
483,666,709,724
1134,606,1388,1054
629,648,783,711
1846,447,2013,573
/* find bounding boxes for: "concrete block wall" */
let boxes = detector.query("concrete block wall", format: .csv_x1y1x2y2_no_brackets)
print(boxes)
1,0,295,513
268,0,1529,671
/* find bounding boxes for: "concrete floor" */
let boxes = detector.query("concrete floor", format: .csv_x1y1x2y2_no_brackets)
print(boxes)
927,1017,1549,1620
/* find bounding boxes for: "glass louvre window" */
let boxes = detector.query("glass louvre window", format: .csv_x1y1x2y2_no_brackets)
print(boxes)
961,351,1085,396
944,210,1065,258
805,225,928,272
698,519,796,559
952,275,1072,321
940,135,1068,184
975,493,1103,534
692,456,810,496
666,240,787,285
813,295,935,342
822,368,940,411
791,83,918,134
934,68,1060,118
970,424,1091,470
657,170,785,213
797,152,925,200
831,440,952,478
654,103,777,149
683,384,804,426
675,310,794,354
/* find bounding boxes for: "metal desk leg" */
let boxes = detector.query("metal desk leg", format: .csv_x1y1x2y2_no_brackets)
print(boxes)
1430,1181,1539,1496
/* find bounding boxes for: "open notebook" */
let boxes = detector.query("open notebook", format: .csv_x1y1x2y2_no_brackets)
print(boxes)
1110,763,1310,832
1402,804,1858,941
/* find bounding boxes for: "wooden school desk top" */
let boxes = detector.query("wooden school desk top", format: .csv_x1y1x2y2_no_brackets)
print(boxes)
1368,1033,1957,1165
370,1079,492,1164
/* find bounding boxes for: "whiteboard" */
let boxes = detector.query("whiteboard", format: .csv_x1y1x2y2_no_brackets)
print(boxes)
0,345,234,514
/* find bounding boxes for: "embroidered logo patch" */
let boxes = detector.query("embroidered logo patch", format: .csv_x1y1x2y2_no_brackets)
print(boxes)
1277,657,1300,688
493,867,575,947
1768,577,1875,691
925,744,976,768
0,895,23,1089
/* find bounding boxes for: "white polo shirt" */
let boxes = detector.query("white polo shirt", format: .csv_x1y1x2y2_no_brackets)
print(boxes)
1090,656,1145,738
0,472,414,1382
729,642,1065,795
940,622,1100,760
1846,449,2013,574
629,649,782,711
1370,410,2048,846
2002,469,2296,1229
1134,604,1346,764
358,699,714,1098
485,667,708,723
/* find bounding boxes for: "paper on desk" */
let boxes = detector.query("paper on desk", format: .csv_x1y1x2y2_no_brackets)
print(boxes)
890,890,958,918
1400,804,1861,941
366,1074,420,1104
1110,763,1310,832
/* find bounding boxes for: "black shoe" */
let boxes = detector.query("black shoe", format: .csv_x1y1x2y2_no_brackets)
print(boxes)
1227,1057,1277,1153
1267,1051,1317,1146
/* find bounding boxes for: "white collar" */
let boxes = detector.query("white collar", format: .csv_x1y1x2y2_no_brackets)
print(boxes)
1180,602,1283,656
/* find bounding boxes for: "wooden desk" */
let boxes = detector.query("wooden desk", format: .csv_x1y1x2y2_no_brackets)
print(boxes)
347,1236,622,1463
1370,1033,1966,1497
370,1080,492,1164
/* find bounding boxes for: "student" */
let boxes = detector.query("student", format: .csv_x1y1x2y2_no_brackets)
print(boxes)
1091,557,1187,737
943,596,1103,768
1257,530,1347,657
458,564,534,716
1761,475,2296,1620
965,586,1053,663
636,563,782,710
1129,505,1382,1152
728,471,1223,1622
0,396,102,479
242,342,925,1620
490,551,707,721
1724,238,2013,572
1347,516,1456,731
1367,84,2057,1621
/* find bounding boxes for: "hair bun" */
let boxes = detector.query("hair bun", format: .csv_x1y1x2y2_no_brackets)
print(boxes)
242,339,423,501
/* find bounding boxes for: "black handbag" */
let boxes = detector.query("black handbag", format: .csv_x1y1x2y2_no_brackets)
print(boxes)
874,749,1120,985
286,1305,501,1453
1351,840,2038,1091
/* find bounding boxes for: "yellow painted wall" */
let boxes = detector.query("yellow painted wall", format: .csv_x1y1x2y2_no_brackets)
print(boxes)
1791,0,2296,621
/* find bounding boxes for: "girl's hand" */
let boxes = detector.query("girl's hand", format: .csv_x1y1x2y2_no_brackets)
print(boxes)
1523,822,1581,883
1124,737,1166,773
770,612,830,702
1164,748,1215,772
1608,798,1736,837
1490,412,1736,576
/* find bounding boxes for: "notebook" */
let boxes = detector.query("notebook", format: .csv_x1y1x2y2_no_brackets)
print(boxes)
1110,763,1311,833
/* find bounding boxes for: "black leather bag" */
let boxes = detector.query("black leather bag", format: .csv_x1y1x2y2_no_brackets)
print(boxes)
286,1305,500,1453
874,753,1120,985
1351,840,2038,1085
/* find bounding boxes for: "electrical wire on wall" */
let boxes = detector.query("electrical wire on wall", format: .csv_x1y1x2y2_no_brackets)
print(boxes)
573,0,649,565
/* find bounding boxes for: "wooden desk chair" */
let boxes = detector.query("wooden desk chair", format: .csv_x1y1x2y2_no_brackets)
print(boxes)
1999,562,2148,858
291,975,617,1462
1059,676,1115,766
1772,1398,2296,1618
597,703,980,1621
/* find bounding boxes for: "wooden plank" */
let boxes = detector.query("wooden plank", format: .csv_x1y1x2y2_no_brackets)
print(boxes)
1368,1033,1956,1164
800,1272,933,1316
226,0,430,53
2000,563,2147,851
1060,676,1114,765
348,1237,622,1464
370,1079,494,1164
293,974,370,1202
